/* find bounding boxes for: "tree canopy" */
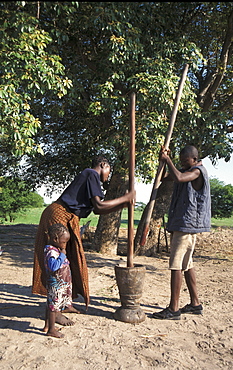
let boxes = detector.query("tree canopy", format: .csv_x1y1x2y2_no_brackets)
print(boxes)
1,2,233,204
0,1,72,169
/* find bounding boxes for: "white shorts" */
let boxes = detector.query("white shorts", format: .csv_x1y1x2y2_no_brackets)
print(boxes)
169,231,196,271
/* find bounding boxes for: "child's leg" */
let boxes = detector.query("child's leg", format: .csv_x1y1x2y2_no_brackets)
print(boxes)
42,304,49,332
47,310,64,338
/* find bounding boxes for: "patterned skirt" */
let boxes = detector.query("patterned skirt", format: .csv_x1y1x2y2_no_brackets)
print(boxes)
32,200,90,309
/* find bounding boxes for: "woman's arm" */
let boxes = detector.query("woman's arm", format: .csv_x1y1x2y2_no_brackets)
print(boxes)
91,189,136,215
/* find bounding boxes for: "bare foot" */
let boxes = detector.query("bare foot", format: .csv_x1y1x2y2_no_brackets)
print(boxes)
42,325,60,333
46,329,64,338
62,305,85,314
55,312,75,326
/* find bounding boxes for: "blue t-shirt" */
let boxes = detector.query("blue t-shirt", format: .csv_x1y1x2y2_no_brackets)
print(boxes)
44,245,67,272
59,168,104,218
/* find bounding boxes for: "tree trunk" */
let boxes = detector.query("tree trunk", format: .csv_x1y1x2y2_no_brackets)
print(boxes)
94,172,129,256
134,180,174,256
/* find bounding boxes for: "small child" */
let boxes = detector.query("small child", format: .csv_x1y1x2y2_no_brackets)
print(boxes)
43,223,73,338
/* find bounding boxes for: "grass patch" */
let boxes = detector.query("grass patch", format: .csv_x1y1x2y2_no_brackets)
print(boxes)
0,207,46,225
210,217,233,228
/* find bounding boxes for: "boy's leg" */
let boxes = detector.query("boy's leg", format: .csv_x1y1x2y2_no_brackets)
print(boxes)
152,269,182,320
184,267,200,306
152,232,182,319
180,267,203,314
169,269,182,312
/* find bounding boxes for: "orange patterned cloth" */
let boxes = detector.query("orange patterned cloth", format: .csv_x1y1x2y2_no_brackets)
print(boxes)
32,200,90,309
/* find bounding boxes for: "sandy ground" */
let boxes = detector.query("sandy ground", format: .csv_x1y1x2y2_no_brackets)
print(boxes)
0,224,232,370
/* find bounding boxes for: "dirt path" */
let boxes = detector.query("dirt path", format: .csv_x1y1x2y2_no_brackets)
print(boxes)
0,224,232,369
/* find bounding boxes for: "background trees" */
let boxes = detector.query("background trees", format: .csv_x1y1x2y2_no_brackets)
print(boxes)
0,177,44,222
210,178,233,219
1,2,233,254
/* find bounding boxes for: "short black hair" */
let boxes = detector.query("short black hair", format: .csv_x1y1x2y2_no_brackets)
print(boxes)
48,223,69,239
180,145,199,159
91,155,110,168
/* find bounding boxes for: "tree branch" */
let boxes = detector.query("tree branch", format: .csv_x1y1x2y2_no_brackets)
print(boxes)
202,9,233,111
